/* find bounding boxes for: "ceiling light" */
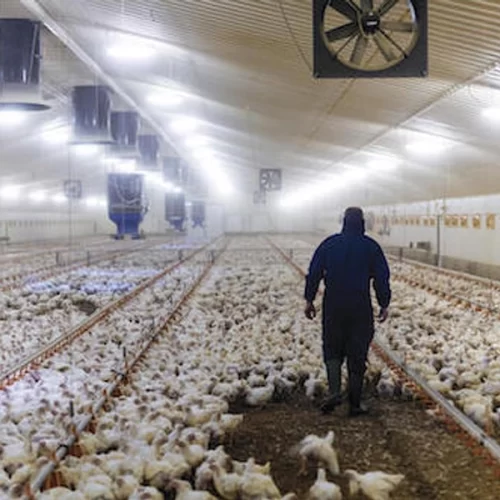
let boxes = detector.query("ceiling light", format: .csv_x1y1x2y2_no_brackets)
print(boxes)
85,197,99,208
170,117,199,134
51,194,66,204
173,186,183,194
98,199,107,208
405,140,447,155
482,108,500,121
43,126,71,144
113,159,137,173
368,158,398,172
29,190,47,202
107,43,156,61
185,136,209,148
0,184,21,200
192,148,216,161
0,110,27,127
72,144,100,156
147,92,185,107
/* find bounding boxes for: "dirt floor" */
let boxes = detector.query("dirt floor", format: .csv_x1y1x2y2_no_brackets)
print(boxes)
227,394,500,500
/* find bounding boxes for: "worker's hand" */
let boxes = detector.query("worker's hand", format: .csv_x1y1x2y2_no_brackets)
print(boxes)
305,302,316,320
378,308,389,323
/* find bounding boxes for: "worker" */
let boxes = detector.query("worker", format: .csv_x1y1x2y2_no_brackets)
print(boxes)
304,207,391,416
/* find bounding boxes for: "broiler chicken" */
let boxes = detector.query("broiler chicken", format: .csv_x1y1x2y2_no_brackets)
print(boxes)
309,468,342,500
345,469,404,500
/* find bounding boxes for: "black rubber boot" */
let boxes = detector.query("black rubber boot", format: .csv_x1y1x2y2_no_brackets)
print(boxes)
320,359,343,414
348,372,369,417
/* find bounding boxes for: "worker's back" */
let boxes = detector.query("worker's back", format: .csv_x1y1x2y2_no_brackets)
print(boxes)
305,208,391,313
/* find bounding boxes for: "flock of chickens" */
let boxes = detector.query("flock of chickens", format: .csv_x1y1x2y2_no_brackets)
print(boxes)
0,236,409,499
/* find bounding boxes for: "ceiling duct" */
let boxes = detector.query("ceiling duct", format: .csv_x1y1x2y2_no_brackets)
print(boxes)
163,156,184,186
138,135,160,169
165,191,186,231
0,19,49,110
110,111,140,157
72,85,112,143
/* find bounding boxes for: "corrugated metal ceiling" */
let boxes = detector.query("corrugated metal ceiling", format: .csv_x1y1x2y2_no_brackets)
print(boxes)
5,0,500,203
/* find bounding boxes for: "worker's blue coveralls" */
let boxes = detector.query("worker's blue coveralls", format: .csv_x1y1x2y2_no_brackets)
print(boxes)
305,217,391,407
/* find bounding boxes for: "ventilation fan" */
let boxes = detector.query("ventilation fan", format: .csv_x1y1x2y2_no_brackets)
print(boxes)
313,0,427,78
259,169,282,191
63,180,82,199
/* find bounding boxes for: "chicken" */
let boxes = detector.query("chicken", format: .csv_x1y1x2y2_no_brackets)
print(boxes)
298,431,339,476
245,384,275,407
170,479,218,500
240,469,281,499
344,470,404,500
309,468,342,500
37,487,86,499
210,463,243,500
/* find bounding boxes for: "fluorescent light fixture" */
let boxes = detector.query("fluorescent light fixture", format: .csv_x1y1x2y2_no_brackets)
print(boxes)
163,181,175,192
0,110,27,126
482,108,500,121
29,190,47,202
51,194,66,204
85,197,99,208
185,136,209,148
114,159,137,173
107,42,156,61
170,116,199,134
148,91,185,107
42,126,71,144
0,184,21,200
368,158,398,172
405,139,447,155
192,148,216,161
72,144,100,156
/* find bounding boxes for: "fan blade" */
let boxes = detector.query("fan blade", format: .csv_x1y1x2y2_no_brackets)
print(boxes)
380,21,415,32
325,22,358,42
350,34,369,66
373,31,397,62
360,0,373,13
378,0,399,17
328,0,362,22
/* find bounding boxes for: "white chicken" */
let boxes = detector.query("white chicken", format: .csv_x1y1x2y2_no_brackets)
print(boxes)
170,479,218,500
298,431,340,476
309,468,342,500
344,469,404,500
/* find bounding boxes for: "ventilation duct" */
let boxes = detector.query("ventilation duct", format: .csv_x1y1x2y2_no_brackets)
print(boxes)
0,19,49,110
191,201,206,229
72,85,112,143
165,192,186,231
110,111,140,157
138,135,160,169
163,156,188,186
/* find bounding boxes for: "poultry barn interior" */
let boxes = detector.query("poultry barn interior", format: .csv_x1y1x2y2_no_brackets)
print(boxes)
2,0,500,498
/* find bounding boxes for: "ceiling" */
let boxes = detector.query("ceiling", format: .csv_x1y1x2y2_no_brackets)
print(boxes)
2,0,500,208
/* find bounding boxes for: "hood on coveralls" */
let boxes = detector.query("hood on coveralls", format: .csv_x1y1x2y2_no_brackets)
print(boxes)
342,207,365,235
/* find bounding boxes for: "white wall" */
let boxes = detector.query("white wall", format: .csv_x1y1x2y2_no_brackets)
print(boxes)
222,192,318,233
362,194,500,267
